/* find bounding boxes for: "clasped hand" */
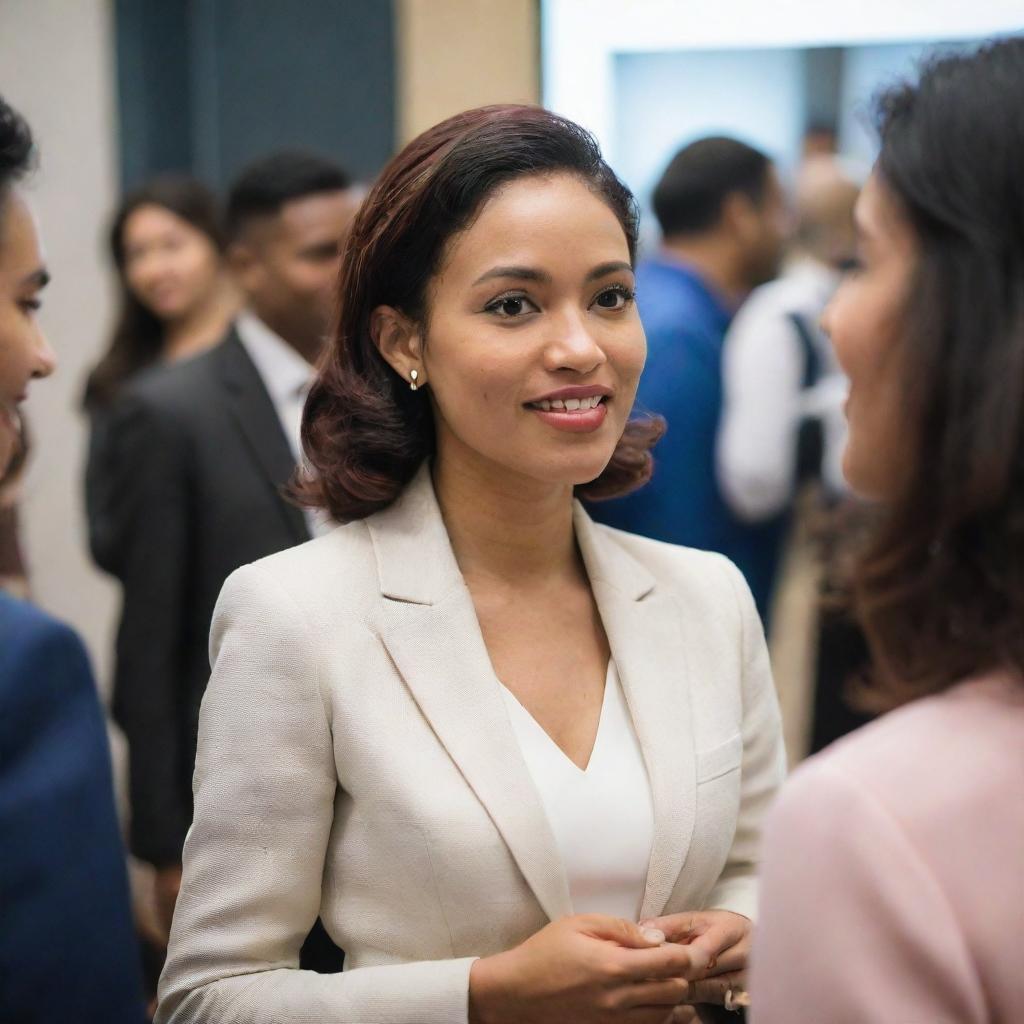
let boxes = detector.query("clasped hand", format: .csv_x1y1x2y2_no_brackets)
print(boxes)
468,910,750,1023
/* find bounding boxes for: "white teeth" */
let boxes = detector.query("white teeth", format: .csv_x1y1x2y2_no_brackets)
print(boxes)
531,395,605,412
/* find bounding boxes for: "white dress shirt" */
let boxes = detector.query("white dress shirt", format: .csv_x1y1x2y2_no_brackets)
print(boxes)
235,310,328,537
500,661,655,922
717,259,849,521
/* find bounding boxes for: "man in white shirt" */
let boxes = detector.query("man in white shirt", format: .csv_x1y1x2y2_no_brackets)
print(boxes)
716,157,861,761
97,151,360,962
717,156,860,522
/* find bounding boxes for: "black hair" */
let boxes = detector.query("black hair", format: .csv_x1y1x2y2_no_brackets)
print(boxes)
85,176,225,409
225,150,352,241
0,94,34,203
651,135,772,237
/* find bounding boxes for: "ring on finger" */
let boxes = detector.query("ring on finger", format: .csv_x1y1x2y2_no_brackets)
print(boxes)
724,988,750,1012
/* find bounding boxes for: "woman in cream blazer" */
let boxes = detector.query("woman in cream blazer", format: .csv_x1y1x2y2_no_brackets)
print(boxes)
158,106,785,1023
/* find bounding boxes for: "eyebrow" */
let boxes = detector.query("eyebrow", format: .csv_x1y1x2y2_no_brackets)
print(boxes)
472,260,633,287
20,267,50,289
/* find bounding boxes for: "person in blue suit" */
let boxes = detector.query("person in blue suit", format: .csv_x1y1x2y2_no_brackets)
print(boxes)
589,137,788,620
0,94,145,1022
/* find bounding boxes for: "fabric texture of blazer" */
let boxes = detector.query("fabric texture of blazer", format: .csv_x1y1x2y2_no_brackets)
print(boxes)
85,325,311,868
156,465,786,1023
0,592,145,1023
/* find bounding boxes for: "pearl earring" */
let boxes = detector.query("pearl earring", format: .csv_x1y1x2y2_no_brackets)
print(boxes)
409,369,420,391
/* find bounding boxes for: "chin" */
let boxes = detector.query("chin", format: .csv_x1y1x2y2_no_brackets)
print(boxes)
525,448,618,491
842,447,888,503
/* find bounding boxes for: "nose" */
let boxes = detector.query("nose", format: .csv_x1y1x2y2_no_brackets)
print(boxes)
545,308,607,375
32,330,57,380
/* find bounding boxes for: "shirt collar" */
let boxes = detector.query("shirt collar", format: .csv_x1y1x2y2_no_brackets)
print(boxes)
234,309,314,404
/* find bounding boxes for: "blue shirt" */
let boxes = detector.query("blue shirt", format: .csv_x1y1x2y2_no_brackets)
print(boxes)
589,257,784,619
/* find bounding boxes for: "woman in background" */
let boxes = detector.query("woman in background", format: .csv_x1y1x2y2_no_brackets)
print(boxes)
85,176,237,574
751,37,1024,1023
85,175,237,408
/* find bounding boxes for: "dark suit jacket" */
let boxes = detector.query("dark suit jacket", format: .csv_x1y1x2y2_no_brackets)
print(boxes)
86,328,310,868
0,593,145,1023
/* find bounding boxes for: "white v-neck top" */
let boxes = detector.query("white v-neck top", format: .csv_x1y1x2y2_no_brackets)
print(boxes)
499,662,655,921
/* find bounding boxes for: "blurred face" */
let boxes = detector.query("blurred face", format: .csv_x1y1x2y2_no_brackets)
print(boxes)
381,172,646,493
821,171,917,500
742,167,789,287
0,191,55,475
122,204,222,322
232,189,360,357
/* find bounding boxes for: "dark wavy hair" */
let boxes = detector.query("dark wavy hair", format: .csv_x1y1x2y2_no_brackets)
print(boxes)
294,104,663,522
0,93,34,205
854,37,1024,708
84,176,224,409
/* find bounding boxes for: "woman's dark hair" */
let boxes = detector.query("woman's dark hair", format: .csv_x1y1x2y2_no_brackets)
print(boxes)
0,94,34,205
853,36,1024,708
295,104,663,522
84,176,224,409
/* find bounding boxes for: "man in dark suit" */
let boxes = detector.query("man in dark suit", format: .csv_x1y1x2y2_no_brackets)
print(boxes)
0,92,145,1022
92,152,359,955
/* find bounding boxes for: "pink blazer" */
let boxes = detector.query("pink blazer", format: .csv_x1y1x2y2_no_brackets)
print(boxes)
750,674,1024,1024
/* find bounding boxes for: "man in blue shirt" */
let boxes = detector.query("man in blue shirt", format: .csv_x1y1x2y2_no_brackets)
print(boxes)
591,137,787,619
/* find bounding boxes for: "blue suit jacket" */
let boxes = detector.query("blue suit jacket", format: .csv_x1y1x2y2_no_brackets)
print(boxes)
590,258,785,619
0,593,144,1023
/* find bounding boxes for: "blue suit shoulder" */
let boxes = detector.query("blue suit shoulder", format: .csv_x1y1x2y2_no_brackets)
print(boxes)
0,591,92,707
0,593,146,1023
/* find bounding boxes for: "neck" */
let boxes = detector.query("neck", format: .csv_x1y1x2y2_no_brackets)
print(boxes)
163,275,239,362
661,235,749,308
432,445,580,588
245,305,322,365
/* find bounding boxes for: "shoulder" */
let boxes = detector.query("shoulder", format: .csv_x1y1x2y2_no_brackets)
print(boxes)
0,594,93,710
636,261,717,334
773,675,1024,847
725,278,802,338
119,341,227,419
215,520,379,629
0,592,88,669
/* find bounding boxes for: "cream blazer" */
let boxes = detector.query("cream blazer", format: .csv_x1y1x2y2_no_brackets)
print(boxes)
157,466,785,1024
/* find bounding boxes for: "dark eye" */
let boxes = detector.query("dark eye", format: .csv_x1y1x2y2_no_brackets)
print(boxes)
19,298,42,315
593,285,634,310
485,294,538,319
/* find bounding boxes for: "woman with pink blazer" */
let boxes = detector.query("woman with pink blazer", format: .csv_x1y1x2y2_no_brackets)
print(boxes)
750,38,1024,1024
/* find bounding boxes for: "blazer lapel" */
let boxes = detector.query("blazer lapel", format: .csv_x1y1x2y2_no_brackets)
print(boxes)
575,506,698,921
368,468,573,923
217,329,309,545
